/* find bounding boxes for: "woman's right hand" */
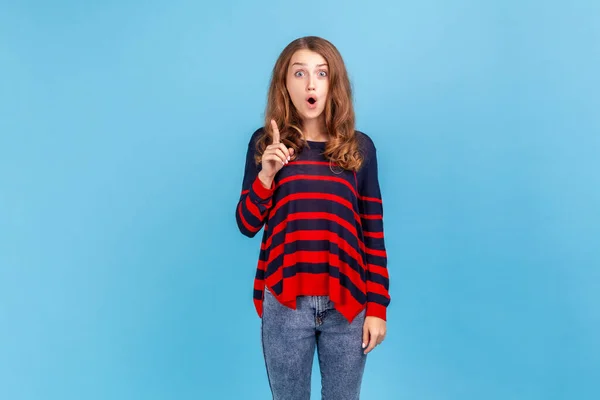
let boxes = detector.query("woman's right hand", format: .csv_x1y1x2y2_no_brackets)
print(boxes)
258,120,295,187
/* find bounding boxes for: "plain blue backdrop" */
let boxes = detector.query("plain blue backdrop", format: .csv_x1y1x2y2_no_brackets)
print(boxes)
1,1,598,399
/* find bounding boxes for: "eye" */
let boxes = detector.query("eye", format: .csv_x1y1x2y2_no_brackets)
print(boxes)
294,70,305,77
319,70,328,77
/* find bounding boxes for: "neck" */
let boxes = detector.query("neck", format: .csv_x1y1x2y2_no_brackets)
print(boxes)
302,117,328,142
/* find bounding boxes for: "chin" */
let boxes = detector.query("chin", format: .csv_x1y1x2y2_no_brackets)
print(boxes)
301,109,325,121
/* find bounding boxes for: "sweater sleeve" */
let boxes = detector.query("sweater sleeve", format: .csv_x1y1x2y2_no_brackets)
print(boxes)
235,129,274,238
358,142,391,320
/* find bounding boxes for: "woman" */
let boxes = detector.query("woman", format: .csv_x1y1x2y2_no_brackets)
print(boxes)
235,36,390,400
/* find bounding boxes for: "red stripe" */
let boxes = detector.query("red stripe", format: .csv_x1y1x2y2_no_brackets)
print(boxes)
241,189,249,195
277,175,357,197
364,247,387,257
245,196,264,220
359,196,382,203
260,198,384,261
269,193,360,223
285,250,331,264
281,250,366,291
261,253,366,300
237,202,261,233
367,281,390,298
262,272,365,318
265,242,285,265
360,213,382,220
368,264,389,279
366,302,387,320
257,259,266,271
262,212,360,250
363,231,384,239
261,221,385,269
331,277,366,321
265,230,365,270
253,278,265,291
262,220,288,249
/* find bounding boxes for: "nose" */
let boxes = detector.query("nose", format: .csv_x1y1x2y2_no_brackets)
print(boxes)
307,74,316,91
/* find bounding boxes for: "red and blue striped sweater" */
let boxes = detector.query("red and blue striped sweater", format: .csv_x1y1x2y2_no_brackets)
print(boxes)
236,127,390,323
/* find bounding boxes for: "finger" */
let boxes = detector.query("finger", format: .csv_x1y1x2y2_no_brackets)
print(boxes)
264,154,285,166
271,148,288,164
270,119,280,144
364,334,378,355
277,143,291,159
266,143,286,152
362,327,369,352
267,144,291,160
265,152,286,166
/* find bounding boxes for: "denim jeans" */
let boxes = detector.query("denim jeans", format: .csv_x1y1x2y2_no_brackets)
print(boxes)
261,285,368,400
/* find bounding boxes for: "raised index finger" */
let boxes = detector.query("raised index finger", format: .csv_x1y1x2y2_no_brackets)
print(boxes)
270,119,280,144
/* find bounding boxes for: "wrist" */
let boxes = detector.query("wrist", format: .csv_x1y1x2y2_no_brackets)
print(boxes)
258,171,274,189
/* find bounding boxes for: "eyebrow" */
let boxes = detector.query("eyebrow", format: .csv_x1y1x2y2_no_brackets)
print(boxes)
291,62,329,67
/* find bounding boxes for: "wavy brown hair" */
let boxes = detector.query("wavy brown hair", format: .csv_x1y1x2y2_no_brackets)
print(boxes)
253,36,364,171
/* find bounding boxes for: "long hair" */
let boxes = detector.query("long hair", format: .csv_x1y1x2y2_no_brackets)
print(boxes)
254,36,364,171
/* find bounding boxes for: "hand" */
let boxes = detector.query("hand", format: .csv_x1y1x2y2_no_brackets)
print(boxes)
259,120,295,182
362,316,386,355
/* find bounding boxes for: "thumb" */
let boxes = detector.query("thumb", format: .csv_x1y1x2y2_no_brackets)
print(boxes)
362,325,369,349
289,147,295,157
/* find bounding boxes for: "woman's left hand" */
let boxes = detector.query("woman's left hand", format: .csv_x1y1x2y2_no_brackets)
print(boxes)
362,316,386,354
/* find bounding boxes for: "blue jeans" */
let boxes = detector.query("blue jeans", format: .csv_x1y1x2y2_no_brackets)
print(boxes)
261,285,368,400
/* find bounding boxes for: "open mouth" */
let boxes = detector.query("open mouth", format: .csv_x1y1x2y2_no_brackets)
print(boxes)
306,96,318,109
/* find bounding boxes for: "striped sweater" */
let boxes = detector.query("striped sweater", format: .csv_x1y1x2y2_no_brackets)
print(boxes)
235,127,390,323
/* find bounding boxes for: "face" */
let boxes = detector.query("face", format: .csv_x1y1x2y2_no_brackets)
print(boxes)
285,49,330,122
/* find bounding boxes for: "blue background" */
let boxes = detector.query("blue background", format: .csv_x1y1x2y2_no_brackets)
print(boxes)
1,1,598,399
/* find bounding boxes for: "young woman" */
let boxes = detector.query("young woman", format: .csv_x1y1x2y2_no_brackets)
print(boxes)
235,36,390,400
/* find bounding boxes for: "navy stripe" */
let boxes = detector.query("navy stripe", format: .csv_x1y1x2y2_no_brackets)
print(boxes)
276,163,356,187
276,178,357,198
283,262,330,276
264,239,365,280
239,203,264,228
360,218,383,233
365,254,386,268
266,218,361,254
255,267,265,281
256,266,367,304
272,279,284,295
268,198,359,231
248,186,273,205
235,205,259,237
366,292,390,306
359,200,383,215
367,271,389,289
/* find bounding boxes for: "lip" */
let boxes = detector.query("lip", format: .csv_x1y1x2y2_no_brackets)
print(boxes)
305,94,318,109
